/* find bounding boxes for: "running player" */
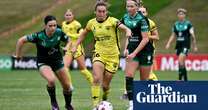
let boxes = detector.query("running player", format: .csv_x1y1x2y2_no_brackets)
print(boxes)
166,8,198,81
71,2,131,109
62,9,93,87
121,0,154,110
139,6,159,81
14,15,74,110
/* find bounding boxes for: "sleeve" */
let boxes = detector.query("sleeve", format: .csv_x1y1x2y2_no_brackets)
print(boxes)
60,31,69,42
26,33,38,43
171,23,177,33
111,17,120,28
85,20,92,31
140,17,149,32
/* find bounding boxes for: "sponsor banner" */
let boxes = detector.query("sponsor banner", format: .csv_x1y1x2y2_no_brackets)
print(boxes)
0,56,12,70
9,54,208,71
133,81,208,110
154,54,208,71
12,56,37,70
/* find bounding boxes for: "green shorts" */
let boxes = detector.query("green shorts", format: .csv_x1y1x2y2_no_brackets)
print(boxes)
133,53,153,66
176,47,189,56
37,60,64,72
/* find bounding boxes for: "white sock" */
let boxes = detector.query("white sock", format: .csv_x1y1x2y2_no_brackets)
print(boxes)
129,100,133,106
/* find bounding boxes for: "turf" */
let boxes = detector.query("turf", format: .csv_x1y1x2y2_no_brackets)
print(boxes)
0,70,207,110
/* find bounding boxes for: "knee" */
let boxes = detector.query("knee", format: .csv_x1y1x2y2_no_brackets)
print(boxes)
47,78,56,87
93,75,100,84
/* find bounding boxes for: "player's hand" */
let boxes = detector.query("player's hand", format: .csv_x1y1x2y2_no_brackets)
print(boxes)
71,46,77,53
126,30,132,38
123,49,129,57
193,46,198,52
126,52,136,60
165,43,170,49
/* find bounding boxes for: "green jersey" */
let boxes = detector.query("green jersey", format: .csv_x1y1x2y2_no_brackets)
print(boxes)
121,11,154,55
26,28,69,62
172,20,193,49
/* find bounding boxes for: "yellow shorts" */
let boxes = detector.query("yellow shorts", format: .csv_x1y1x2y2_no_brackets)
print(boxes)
93,53,119,73
65,44,84,59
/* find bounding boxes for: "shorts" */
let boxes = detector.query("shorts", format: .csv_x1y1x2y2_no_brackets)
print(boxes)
65,43,84,59
176,47,189,56
133,53,153,66
37,59,64,72
92,53,119,73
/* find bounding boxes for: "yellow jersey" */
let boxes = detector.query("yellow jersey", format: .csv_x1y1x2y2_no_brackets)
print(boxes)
62,20,83,41
86,17,120,55
148,18,157,48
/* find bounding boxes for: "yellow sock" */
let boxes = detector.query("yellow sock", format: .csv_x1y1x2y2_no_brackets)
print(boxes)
102,89,110,101
65,68,73,88
81,69,93,85
149,71,158,81
91,85,100,107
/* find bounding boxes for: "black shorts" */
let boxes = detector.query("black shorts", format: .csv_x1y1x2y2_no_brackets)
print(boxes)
176,47,189,56
37,59,64,72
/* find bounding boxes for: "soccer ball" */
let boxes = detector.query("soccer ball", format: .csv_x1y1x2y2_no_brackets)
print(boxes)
97,101,113,110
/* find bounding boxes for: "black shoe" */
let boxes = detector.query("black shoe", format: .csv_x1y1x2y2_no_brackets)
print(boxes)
65,105,74,110
51,103,60,110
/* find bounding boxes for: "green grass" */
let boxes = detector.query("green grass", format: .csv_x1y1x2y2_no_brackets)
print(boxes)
0,70,207,110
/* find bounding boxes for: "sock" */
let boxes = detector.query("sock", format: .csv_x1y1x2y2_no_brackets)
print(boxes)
102,88,110,101
65,68,73,88
91,85,100,107
47,85,58,105
126,77,133,100
81,69,93,85
149,71,158,81
63,90,72,107
182,67,188,81
178,67,183,81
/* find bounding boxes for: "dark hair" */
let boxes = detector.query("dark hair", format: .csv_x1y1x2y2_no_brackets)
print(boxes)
95,1,107,11
44,15,56,25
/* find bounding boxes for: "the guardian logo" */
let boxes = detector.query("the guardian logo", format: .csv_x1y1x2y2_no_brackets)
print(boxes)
136,83,197,103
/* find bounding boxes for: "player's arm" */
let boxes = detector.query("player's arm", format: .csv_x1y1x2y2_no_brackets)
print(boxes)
123,38,129,56
190,27,198,52
15,36,28,58
127,31,149,59
71,28,89,53
165,32,176,49
149,29,159,41
117,23,132,38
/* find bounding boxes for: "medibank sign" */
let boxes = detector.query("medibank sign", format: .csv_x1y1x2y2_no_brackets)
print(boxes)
154,54,208,71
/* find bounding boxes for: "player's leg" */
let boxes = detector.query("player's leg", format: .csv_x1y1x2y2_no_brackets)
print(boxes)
125,59,139,110
63,54,73,88
178,54,187,81
148,65,158,81
139,66,151,80
101,55,118,101
92,61,105,108
76,55,93,85
56,67,73,110
102,71,113,101
39,65,59,110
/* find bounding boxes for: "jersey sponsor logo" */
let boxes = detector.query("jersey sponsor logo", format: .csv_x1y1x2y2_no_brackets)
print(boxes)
48,48,58,55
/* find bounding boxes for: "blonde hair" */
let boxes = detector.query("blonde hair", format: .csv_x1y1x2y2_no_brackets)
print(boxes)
177,8,187,14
